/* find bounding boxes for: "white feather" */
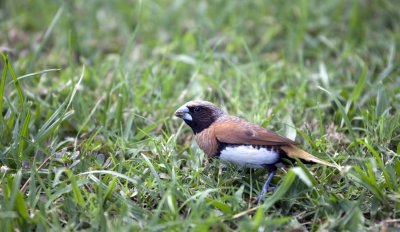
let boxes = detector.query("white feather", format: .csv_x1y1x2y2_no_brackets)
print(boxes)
219,145,279,168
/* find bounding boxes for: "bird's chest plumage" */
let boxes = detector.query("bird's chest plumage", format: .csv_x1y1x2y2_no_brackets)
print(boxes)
218,145,281,168
195,127,219,157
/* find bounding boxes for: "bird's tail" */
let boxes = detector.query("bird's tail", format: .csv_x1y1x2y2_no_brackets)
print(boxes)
281,145,339,169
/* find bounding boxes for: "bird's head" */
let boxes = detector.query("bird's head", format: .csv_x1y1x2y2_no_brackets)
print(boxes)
175,100,225,134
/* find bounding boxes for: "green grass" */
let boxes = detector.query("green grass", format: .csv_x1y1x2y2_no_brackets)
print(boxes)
1,0,400,231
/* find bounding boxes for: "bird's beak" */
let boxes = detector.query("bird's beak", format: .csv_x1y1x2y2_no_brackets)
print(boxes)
175,105,192,121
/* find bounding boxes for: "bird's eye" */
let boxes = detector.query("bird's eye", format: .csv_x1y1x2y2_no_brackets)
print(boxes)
193,107,201,112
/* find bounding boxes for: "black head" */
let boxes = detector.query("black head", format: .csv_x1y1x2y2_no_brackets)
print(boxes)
175,100,225,134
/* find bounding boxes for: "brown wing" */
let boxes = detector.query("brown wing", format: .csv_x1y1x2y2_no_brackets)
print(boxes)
213,116,297,146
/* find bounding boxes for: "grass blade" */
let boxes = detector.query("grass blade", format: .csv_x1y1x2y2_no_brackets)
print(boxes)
27,6,64,71
18,108,31,159
351,59,367,105
1,53,24,106
375,84,390,117
0,53,8,121
318,86,357,145
358,139,393,190
262,169,297,209
78,170,139,185
349,165,386,203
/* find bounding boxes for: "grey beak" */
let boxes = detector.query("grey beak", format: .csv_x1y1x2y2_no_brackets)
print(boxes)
175,105,192,121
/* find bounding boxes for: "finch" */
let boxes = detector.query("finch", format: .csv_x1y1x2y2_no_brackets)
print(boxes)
175,100,337,203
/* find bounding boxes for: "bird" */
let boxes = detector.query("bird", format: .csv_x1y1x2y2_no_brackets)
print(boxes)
175,100,338,203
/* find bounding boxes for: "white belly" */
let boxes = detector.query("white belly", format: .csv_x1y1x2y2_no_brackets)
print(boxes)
219,145,280,168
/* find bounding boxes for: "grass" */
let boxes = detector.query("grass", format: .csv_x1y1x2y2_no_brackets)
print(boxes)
0,0,400,231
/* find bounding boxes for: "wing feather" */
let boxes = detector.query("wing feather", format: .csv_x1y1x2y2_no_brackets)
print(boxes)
213,116,297,146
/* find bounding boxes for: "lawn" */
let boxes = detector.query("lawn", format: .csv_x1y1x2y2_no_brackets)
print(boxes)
1,0,399,231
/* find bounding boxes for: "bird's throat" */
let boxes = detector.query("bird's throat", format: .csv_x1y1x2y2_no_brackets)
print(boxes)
185,120,212,134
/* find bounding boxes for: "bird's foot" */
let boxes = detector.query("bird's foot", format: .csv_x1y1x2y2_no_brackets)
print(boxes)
255,194,265,205
267,184,276,192
255,170,277,204
255,186,277,204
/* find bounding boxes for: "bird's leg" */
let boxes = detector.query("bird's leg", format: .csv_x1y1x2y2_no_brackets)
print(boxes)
255,169,276,204
267,183,276,191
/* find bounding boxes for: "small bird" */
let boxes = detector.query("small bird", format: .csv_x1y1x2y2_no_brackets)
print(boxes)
175,100,338,203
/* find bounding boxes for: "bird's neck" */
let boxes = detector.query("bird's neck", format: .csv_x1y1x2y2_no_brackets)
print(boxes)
185,120,209,134
185,114,224,134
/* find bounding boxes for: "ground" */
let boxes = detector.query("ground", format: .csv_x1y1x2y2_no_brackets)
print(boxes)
0,0,399,231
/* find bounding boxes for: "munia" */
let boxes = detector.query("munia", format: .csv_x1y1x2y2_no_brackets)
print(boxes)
175,100,338,203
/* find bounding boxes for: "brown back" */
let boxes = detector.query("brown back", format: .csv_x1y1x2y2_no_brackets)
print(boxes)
213,116,298,146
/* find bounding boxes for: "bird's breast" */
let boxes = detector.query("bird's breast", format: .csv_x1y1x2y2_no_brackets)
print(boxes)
195,127,219,156
218,145,281,168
